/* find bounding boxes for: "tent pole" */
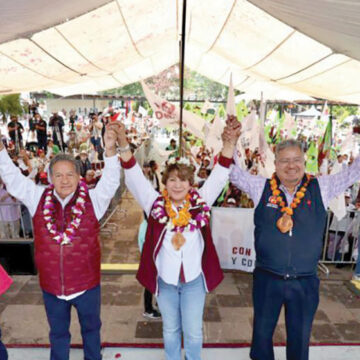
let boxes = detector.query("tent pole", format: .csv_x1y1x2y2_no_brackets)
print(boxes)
178,0,187,156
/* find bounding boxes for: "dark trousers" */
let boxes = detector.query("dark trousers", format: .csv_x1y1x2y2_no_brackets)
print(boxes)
0,328,8,360
144,288,153,313
250,268,319,360
37,135,47,152
42,285,101,360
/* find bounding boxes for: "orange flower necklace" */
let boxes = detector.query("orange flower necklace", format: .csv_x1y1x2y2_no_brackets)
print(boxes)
164,190,192,228
270,173,311,236
155,189,210,250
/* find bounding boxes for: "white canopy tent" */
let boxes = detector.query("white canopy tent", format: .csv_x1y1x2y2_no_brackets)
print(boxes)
1,0,360,102
294,106,322,118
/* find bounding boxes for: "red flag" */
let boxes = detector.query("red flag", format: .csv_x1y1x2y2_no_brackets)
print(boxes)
111,112,120,122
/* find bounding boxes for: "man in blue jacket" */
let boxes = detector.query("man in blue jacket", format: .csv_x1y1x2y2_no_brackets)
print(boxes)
230,137,360,360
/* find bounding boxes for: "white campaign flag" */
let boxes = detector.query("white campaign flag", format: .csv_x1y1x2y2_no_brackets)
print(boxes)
234,139,247,170
141,81,205,139
340,130,355,154
205,114,225,155
258,94,266,156
201,100,213,114
320,101,329,122
257,94,275,177
241,110,259,151
283,111,297,136
258,146,275,178
227,73,246,166
182,109,206,139
226,73,236,116
328,160,347,220
141,81,177,128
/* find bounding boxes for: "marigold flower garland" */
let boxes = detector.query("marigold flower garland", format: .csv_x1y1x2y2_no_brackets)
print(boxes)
43,181,88,245
270,173,311,235
151,188,211,250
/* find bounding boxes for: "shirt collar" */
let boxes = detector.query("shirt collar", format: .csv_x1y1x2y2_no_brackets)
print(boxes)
53,189,75,208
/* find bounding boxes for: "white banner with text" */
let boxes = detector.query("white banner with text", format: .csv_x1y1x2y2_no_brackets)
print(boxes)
211,207,256,272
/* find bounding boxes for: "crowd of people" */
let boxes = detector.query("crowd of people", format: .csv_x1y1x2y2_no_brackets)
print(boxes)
0,103,359,360
0,106,151,240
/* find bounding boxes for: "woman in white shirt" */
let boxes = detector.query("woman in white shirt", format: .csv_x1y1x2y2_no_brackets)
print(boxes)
117,118,240,360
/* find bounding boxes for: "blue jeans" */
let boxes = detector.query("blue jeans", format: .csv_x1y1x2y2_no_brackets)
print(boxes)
157,275,206,360
42,285,102,360
90,137,103,153
0,328,8,360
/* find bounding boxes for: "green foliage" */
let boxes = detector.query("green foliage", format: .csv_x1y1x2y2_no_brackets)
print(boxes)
42,91,55,99
236,101,248,121
218,104,226,118
100,67,229,101
331,105,358,123
143,101,153,116
132,100,139,112
102,82,144,96
0,94,23,120
184,103,192,111
184,70,228,100
306,141,318,174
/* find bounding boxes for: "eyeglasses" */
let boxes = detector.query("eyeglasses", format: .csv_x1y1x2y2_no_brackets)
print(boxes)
276,158,304,165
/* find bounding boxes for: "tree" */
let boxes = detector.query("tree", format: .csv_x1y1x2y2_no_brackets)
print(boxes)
0,94,23,123
99,65,231,101
102,82,144,96
331,105,358,123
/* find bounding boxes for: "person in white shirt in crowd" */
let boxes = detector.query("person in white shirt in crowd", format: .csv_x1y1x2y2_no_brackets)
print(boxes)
0,179,20,239
116,118,240,360
75,122,90,145
0,123,121,360
66,131,80,155
89,113,103,157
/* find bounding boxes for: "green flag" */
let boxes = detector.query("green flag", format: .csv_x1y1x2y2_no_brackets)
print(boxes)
318,118,333,168
306,141,318,174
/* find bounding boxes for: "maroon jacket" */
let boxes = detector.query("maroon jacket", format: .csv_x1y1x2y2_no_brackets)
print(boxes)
33,185,100,296
136,205,224,294
121,154,232,294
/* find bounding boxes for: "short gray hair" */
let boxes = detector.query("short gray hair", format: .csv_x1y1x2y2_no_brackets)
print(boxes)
275,139,305,158
49,154,81,176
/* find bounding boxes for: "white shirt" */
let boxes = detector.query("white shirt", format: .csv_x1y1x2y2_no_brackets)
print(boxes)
155,217,204,286
124,161,231,287
0,148,121,300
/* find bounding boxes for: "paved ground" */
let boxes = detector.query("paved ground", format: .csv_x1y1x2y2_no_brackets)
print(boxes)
7,346,360,360
1,191,360,349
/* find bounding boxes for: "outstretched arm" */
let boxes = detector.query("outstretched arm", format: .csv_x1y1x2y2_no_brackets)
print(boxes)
317,156,360,209
117,123,158,216
0,136,44,216
89,122,121,220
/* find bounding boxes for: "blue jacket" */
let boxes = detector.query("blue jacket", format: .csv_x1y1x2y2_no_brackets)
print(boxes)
254,175,327,277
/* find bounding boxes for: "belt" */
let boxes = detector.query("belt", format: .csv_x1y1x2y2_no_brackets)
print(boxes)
255,267,315,280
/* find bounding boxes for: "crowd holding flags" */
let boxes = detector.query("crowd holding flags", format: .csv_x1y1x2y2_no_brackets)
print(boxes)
140,72,359,220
